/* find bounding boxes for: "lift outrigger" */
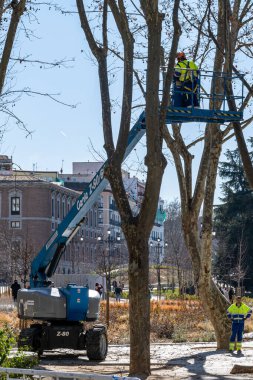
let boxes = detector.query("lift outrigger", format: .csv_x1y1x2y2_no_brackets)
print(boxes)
17,69,244,359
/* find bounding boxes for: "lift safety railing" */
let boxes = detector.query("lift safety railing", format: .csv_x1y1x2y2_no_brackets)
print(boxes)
170,69,244,111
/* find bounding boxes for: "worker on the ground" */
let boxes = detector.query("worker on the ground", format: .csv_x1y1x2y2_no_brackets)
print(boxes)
173,52,199,108
226,295,252,354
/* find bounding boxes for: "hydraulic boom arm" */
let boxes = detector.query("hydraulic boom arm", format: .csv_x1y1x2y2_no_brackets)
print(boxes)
30,112,146,287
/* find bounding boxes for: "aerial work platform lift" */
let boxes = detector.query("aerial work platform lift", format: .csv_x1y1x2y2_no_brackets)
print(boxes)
17,70,244,359
167,70,243,123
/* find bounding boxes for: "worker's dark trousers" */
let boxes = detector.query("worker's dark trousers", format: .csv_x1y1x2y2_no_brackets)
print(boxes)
172,82,199,107
173,85,184,107
230,322,244,343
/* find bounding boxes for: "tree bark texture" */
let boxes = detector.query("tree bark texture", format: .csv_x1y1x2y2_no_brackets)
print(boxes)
128,234,151,376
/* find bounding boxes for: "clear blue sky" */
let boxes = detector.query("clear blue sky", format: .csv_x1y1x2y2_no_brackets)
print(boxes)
1,3,250,204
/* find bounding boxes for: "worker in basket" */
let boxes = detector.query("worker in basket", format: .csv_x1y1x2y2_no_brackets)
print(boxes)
173,51,199,108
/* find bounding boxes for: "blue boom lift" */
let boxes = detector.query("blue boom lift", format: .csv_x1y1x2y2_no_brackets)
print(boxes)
17,70,243,359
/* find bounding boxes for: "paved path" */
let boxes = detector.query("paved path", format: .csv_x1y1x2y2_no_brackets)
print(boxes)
32,341,253,379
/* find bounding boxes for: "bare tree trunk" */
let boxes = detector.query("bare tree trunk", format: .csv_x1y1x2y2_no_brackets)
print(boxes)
221,0,253,190
128,235,150,376
198,280,231,348
184,219,231,348
0,0,26,94
226,92,253,189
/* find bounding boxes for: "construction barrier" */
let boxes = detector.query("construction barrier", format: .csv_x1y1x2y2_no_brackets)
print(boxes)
0,367,140,380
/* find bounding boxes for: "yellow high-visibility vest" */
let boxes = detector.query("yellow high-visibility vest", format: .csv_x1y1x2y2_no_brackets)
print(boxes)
175,60,198,82
227,302,252,322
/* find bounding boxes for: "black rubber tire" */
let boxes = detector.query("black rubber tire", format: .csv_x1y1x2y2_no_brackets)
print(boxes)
86,326,108,361
18,326,42,353
18,328,36,350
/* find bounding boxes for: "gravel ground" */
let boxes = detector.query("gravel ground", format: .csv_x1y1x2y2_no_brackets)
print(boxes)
34,341,253,379
4,299,253,379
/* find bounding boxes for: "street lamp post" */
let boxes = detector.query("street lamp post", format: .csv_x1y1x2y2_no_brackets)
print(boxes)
97,229,121,326
150,238,168,300
156,238,162,299
106,229,111,293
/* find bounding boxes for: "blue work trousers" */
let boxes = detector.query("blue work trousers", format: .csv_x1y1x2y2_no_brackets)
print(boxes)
172,81,199,107
230,322,244,343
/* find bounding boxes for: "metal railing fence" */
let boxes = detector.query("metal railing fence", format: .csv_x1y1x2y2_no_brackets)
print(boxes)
0,368,140,380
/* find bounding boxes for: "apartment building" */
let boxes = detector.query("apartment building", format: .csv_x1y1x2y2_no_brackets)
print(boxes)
60,162,125,270
0,156,87,283
0,156,166,283
61,162,166,264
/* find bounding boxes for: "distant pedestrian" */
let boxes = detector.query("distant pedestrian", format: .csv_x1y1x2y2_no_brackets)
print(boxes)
10,280,21,302
229,288,235,303
112,280,117,290
95,283,103,297
227,295,252,354
114,286,122,302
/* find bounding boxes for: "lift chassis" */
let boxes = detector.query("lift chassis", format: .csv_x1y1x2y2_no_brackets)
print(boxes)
18,322,107,360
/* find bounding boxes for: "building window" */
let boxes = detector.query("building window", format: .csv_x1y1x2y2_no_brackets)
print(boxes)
98,210,103,224
11,221,20,229
57,196,60,219
99,195,104,208
51,197,55,217
11,197,20,215
62,197,66,218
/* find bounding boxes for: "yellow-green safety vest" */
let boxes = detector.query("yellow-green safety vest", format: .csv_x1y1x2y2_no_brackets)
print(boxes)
227,302,252,323
175,60,198,82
